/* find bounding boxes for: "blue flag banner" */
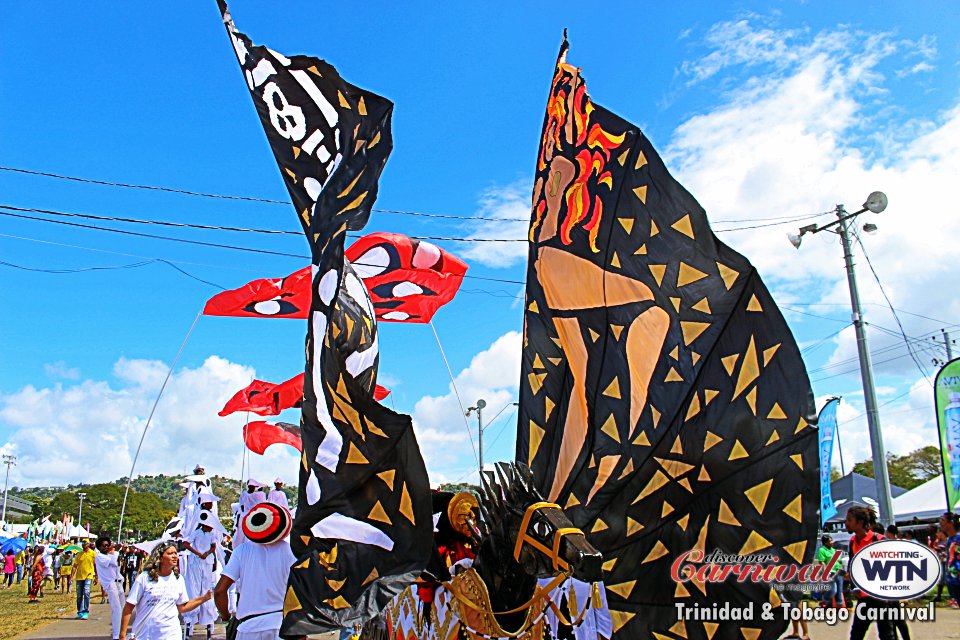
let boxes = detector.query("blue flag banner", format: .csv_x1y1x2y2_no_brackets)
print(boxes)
819,398,840,525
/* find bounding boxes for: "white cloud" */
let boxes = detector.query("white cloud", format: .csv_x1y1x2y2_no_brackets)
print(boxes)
458,182,530,269
666,19,956,393
44,360,81,381
411,331,522,485
0,356,302,488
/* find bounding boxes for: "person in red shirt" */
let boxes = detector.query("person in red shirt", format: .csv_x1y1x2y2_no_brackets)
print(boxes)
846,506,895,640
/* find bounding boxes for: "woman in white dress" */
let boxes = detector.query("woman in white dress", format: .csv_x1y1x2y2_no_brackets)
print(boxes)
118,542,212,640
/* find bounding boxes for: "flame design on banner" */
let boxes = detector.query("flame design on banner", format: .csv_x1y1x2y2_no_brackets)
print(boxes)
217,2,431,634
245,420,303,455
516,39,819,639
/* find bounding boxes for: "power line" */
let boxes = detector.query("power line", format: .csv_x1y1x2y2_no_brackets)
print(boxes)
854,231,933,386
0,257,226,289
0,205,525,243
0,165,838,227
0,165,530,222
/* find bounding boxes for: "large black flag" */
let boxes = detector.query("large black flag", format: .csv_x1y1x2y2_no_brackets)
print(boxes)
217,3,432,634
516,39,819,639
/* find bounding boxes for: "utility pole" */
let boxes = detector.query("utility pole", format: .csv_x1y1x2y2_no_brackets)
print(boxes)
788,192,895,525
77,492,87,531
944,329,955,360
466,399,487,480
837,208,895,525
1,454,16,524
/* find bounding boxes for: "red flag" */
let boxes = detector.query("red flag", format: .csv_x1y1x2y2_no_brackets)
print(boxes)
345,232,468,323
221,374,390,417
244,421,302,455
203,266,311,319
218,379,276,416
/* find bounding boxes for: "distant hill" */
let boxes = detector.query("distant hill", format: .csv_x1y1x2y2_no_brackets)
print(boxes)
8,473,297,537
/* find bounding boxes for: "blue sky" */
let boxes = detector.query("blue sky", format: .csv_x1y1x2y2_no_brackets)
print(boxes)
1,1,958,488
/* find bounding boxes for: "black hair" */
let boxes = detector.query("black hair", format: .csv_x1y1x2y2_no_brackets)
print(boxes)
96,535,112,549
847,505,878,528
886,524,899,536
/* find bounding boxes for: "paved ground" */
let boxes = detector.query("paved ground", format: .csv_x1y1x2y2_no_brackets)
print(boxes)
18,600,339,640
19,600,960,639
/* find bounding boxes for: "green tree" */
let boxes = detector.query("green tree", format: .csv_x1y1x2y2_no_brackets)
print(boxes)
852,446,943,490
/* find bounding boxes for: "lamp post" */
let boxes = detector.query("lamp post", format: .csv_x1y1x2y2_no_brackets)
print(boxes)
788,191,895,525
77,492,87,531
466,400,486,480
1,454,16,524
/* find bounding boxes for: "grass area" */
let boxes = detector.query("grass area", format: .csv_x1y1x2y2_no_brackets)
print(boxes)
0,583,73,640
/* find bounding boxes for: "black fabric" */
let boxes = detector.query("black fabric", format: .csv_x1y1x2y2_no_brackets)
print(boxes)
217,2,432,635
516,38,819,639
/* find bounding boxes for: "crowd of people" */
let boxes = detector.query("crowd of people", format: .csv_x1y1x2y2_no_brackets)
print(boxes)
1,466,307,640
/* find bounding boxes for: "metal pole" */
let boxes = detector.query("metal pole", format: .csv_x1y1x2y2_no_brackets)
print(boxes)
835,420,846,477
837,206,895,525
1,455,15,524
944,329,954,360
77,492,86,529
477,405,484,479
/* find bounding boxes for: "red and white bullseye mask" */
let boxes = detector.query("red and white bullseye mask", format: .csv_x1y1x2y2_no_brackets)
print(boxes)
242,502,292,545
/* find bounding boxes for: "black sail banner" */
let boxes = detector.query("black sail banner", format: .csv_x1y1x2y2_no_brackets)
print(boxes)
217,2,431,634
516,39,819,639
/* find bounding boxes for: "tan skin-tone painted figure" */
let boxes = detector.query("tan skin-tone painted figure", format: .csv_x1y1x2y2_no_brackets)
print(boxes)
531,55,670,501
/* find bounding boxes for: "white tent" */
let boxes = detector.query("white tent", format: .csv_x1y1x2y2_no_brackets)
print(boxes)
68,524,91,538
893,475,951,522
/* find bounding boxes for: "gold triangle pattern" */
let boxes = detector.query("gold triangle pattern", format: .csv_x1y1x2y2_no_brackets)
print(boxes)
691,297,712,314
600,414,620,443
738,531,772,555
603,378,622,399
783,494,802,523
642,540,669,564
678,263,709,287
744,479,773,513
618,218,634,234
746,294,763,312
721,353,740,375
729,439,749,461
718,499,741,526
672,214,695,239
716,262,739,290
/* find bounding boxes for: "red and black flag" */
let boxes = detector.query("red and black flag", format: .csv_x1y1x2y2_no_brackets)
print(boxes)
203,267,311,319
218,2,432,634
345,232,468,323
516,39,818,639
221,373,391,417
245,420,303,455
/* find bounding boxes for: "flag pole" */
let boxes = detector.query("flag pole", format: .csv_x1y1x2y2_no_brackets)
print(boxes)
428,320,479,470
117,310,202,541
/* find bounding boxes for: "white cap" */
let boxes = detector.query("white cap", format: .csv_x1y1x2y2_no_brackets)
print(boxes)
274,477,283,485
198,489,221,503
247,478,266,488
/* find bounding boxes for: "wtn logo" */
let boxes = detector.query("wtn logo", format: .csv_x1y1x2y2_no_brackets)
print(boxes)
850,540,939,600
861,559,927,582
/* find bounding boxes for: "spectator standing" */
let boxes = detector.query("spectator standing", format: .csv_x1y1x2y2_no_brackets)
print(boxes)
124,547,143,590
2,550,14,589
14,548,25,583
942,512,960,608
96,536,126,640
815,535,845,608
214,503,295,640
118,541,212,640
27,548,45,603
267,479,289,511
72,542,97,619
60,551,74,593
847,506,895,640
51,549,62,590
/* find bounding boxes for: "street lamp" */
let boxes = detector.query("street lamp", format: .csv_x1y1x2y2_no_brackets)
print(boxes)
466,399,486,479
1,454,16,525
788,191,895,525
467,400,520,480
77,492,87,530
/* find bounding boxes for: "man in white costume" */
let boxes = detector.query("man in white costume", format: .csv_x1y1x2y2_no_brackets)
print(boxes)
266,478,289,510
94,536,125,640
182,510,227,638
214,503,295,640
